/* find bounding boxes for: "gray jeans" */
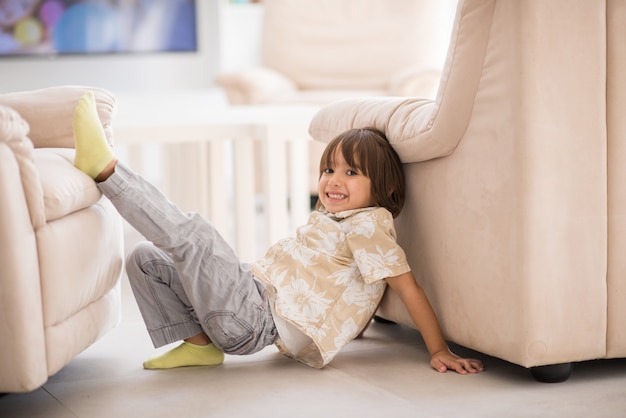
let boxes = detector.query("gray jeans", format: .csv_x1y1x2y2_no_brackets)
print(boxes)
98,162,277,355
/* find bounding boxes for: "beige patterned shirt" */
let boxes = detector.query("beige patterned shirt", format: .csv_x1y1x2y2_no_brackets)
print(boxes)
253,207,410,368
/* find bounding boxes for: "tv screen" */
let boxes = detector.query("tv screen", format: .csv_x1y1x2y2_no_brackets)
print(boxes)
0,0,197,56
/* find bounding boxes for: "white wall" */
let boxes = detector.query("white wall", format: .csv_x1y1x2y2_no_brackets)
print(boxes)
217,2,263,72
0,0,222,93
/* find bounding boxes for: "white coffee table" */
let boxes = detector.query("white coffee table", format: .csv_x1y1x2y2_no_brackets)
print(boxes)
113,90,320,261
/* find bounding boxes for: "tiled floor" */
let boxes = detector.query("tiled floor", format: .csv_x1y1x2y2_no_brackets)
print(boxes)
3,227,626,418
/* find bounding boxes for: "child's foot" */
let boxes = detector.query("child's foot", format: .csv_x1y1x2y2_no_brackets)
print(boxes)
73,92,116,180
143,342,225,370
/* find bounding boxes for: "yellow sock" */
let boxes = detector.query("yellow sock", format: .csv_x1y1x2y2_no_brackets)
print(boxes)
143,342,224,370
73,92,116,179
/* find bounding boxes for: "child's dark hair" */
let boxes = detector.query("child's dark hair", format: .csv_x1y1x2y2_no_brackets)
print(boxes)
316,127,405,218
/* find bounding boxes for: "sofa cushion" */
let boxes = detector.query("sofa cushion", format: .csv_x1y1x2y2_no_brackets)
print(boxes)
34,148,101,222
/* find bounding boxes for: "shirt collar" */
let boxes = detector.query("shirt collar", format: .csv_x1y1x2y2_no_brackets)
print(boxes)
319,207,377,221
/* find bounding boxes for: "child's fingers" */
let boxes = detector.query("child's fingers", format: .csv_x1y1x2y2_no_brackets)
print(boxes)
455,358,484,373
431,356,484,374
469,358,485,372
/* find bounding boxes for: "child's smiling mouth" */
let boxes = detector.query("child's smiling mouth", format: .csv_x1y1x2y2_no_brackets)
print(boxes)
327,192,347,200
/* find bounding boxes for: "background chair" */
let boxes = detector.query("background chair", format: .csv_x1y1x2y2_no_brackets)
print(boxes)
309,0,623,382
0,86,124,393
215,0,453,105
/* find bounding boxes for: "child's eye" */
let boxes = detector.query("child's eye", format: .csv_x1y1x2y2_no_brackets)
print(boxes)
346,169,358,176
323,168,334,174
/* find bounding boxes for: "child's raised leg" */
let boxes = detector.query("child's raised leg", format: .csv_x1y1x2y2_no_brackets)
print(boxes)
73,93,277,366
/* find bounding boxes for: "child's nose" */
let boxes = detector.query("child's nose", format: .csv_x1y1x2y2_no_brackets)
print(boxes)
329,172,342,185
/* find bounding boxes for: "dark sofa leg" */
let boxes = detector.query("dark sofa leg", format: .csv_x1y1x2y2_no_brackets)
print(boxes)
373,315,396,324
530,363,573,383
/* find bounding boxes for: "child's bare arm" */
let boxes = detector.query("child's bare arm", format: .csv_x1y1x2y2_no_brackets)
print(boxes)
385,272,484,374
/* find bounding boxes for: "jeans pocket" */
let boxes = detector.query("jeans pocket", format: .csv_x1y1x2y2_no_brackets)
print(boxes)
203,311,255,355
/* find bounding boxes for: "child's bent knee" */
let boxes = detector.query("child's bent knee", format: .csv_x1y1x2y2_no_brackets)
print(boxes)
125,241,166,280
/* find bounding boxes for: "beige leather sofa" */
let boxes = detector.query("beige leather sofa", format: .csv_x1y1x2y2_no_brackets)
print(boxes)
215,0,454,195
310,0,624,382
0,86,124,393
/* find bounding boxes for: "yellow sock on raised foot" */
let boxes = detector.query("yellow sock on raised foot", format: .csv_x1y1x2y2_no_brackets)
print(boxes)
143,342,225,370
73,92,115,179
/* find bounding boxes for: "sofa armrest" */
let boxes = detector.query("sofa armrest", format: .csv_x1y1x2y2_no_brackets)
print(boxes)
0,105,47,392
214,67,298,105
309,96,461,163
0,105,45,229
0,86,116,149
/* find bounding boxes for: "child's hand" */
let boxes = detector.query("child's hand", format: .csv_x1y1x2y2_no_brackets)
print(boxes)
430,349,484,374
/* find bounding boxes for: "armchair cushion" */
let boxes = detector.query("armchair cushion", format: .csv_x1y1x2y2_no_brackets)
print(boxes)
36,148,101,222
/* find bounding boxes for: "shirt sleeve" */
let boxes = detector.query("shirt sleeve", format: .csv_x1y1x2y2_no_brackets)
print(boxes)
345,209,411,284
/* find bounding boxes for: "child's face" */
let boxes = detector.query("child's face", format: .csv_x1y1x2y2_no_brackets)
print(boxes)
318,149,373,213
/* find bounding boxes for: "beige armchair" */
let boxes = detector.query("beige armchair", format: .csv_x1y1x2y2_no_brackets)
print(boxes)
0,86,124,393
215,0,452,105
309,0,624,382
215,0,454,195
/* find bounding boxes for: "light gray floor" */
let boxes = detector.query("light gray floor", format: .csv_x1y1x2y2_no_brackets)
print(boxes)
3,226,626,418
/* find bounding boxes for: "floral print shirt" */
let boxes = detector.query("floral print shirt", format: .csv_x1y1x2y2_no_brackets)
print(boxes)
253,207,411,368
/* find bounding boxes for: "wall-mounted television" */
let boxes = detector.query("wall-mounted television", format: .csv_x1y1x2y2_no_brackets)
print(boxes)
0,0,197,57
